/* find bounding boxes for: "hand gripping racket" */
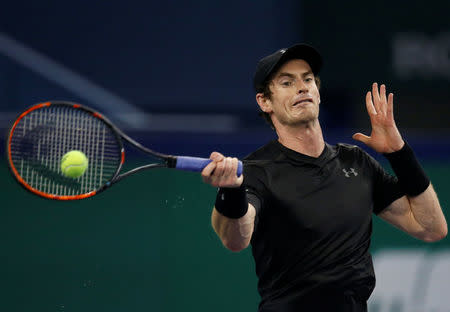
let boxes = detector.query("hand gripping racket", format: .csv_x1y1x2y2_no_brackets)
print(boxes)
6,101,243,200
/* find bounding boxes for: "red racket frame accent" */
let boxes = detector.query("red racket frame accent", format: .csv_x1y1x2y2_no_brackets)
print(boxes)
7,101,123,200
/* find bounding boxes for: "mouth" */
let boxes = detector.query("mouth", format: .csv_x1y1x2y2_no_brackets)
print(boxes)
293,98,313,107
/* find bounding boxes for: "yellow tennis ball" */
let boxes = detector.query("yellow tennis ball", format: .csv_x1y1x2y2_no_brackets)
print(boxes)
61,150,88,178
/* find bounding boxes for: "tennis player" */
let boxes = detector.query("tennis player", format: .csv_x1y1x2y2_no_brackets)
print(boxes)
201,44,447,312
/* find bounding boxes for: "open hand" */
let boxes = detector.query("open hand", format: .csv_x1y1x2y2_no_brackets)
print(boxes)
352,83,405,153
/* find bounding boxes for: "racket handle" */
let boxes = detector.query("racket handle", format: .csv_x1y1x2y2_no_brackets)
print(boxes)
175,156,243,176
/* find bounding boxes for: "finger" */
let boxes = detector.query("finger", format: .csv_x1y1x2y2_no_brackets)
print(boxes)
206,176,221,188
202,171,218,185
372,82,381,112
202,174,217,185
210,151,224,162
387,93,394,118
225,157,239,181
366,91,377,116
215,158,232,187
380,84,386,99
379,84,387,115
223,157,234,178
229,157,244,186
201,161,217,178
231,158,239,177
352,133,371,145
372,82,380,101
214,158,225,177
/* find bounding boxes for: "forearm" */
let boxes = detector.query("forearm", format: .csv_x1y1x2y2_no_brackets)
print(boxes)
211,203,256,252
407,184,447,240
381,142,447,241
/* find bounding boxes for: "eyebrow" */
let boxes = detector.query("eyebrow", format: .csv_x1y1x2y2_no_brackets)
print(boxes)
275,71,314,80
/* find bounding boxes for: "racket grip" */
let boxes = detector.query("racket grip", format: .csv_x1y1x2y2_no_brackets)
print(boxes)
175,156,243,176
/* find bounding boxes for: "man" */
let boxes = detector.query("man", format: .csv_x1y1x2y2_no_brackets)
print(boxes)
201,44,447,311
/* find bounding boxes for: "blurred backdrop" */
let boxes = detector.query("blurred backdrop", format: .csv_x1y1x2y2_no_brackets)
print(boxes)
0,1,449,311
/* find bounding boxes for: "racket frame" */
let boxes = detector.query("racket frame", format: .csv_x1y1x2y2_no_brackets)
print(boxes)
6,101,176,200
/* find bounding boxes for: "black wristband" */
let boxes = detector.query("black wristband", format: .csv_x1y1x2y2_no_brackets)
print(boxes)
384,142,430,196
214,185,248,219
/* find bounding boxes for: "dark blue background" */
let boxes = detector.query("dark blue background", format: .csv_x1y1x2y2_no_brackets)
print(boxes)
1,1,449,144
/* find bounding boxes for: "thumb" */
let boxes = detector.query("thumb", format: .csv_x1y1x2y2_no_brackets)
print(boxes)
352,133,371,145
210,151,224,162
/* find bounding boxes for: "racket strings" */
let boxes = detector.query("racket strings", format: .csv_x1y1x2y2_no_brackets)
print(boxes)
9,106,121,196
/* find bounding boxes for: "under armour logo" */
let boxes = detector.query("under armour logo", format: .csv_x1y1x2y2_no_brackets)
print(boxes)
343,168,358,177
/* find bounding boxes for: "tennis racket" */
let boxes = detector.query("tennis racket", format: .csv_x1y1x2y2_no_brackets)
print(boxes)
6,101,243,200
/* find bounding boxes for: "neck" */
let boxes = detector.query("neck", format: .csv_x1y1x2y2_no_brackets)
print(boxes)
275,119,325,158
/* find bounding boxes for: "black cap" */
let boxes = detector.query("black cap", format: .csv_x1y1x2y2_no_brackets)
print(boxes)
253,43,322,92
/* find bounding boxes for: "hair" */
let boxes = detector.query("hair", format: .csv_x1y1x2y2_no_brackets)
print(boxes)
256,74,321,129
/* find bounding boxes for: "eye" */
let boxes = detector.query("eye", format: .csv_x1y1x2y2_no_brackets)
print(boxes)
305,77,313,82
281,81,293,86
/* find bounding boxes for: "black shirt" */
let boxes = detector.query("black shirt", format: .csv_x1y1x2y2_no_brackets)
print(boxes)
242,140,404,311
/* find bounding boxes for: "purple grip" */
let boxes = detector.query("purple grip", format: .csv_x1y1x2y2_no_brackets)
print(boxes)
176,156,243,176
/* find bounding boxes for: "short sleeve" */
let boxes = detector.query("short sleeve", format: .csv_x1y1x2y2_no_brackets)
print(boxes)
243,163,269,217
361,150,405,214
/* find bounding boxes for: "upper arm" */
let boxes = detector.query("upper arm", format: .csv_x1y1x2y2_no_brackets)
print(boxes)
378,195,427,240
378,184,447,242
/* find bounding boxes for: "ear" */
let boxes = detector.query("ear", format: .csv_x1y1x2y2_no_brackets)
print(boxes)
256,93,273,113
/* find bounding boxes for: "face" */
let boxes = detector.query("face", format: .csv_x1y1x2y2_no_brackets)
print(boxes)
257,59,321,127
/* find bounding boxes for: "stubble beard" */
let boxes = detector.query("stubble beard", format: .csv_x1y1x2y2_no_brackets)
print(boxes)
284,106,319,127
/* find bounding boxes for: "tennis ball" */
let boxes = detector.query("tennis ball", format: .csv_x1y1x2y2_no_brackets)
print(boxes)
61,150,88,178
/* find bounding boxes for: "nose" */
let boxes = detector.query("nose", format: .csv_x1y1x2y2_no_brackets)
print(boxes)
297,80,308,94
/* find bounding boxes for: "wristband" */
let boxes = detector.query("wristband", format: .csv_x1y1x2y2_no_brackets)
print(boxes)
214,185,248,219
384,142,430,196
